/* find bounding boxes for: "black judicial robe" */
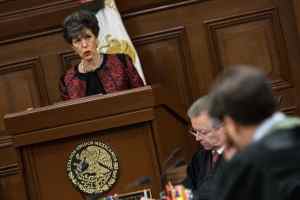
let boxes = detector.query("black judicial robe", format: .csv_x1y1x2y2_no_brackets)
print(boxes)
213,124,300,200
183,149,225,200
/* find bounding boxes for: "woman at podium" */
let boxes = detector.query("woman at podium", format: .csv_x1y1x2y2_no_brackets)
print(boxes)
59,10,144,100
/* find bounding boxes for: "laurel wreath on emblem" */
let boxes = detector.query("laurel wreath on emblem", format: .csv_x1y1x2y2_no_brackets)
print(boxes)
67,141,119,194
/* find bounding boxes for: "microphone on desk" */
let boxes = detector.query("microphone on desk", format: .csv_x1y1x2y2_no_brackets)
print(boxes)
160,158,186,185
173,159,186,168
161,147,182,172
159,158,187,200
160,147,187,188
125,176,152,190
125,147,183,191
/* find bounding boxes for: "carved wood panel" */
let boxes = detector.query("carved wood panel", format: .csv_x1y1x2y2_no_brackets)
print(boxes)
21,123,160,200
0,58,49,130
205,7,298,114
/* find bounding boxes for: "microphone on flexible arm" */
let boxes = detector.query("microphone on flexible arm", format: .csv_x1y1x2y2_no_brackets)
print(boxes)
160,147,187,188
160,158,187,187
124,147,183,191
161,147,183,172
159,156,187,200
89,148,184,200
173,159,186,168
117,176,152,200
125,176,152,191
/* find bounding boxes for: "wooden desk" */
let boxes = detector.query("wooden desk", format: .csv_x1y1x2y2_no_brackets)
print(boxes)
1,86,190,200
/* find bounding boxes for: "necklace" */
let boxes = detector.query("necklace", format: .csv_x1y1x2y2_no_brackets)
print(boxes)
79,54,103,73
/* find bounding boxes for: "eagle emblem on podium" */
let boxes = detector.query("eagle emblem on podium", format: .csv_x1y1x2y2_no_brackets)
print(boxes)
67,141,119,194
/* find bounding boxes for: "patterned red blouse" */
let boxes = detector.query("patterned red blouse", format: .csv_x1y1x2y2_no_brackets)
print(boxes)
59,53,145,100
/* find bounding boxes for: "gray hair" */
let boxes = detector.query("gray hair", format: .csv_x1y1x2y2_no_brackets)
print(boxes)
211,118,222,129
187,95,210,119
188,95,223,130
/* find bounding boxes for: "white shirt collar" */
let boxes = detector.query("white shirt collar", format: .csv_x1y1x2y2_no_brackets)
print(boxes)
213,146,225,154
253,112,286,142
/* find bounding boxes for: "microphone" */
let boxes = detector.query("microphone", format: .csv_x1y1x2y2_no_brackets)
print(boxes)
125,176,152,190
161,147,182,172
173,159,186,168
160,158,187,188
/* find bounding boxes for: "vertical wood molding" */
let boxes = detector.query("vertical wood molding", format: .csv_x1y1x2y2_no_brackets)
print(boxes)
22,148,41,200
134,26,194,109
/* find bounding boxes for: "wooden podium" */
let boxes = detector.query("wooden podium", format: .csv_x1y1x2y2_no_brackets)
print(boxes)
1,86,190,200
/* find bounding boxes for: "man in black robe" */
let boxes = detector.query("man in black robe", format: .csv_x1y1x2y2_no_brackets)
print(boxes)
209,66,300,200
183,96,226,200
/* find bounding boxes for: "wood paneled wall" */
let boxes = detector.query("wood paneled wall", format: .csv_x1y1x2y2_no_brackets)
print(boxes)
1,0,300,199
0,0,299,128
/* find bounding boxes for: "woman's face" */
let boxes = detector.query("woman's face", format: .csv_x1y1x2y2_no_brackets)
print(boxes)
71,28,98,62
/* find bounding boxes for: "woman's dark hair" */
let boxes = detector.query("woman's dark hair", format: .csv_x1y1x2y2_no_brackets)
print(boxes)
63,10,99,44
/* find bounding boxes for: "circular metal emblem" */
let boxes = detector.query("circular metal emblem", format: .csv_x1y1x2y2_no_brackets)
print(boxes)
67,141,119,194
